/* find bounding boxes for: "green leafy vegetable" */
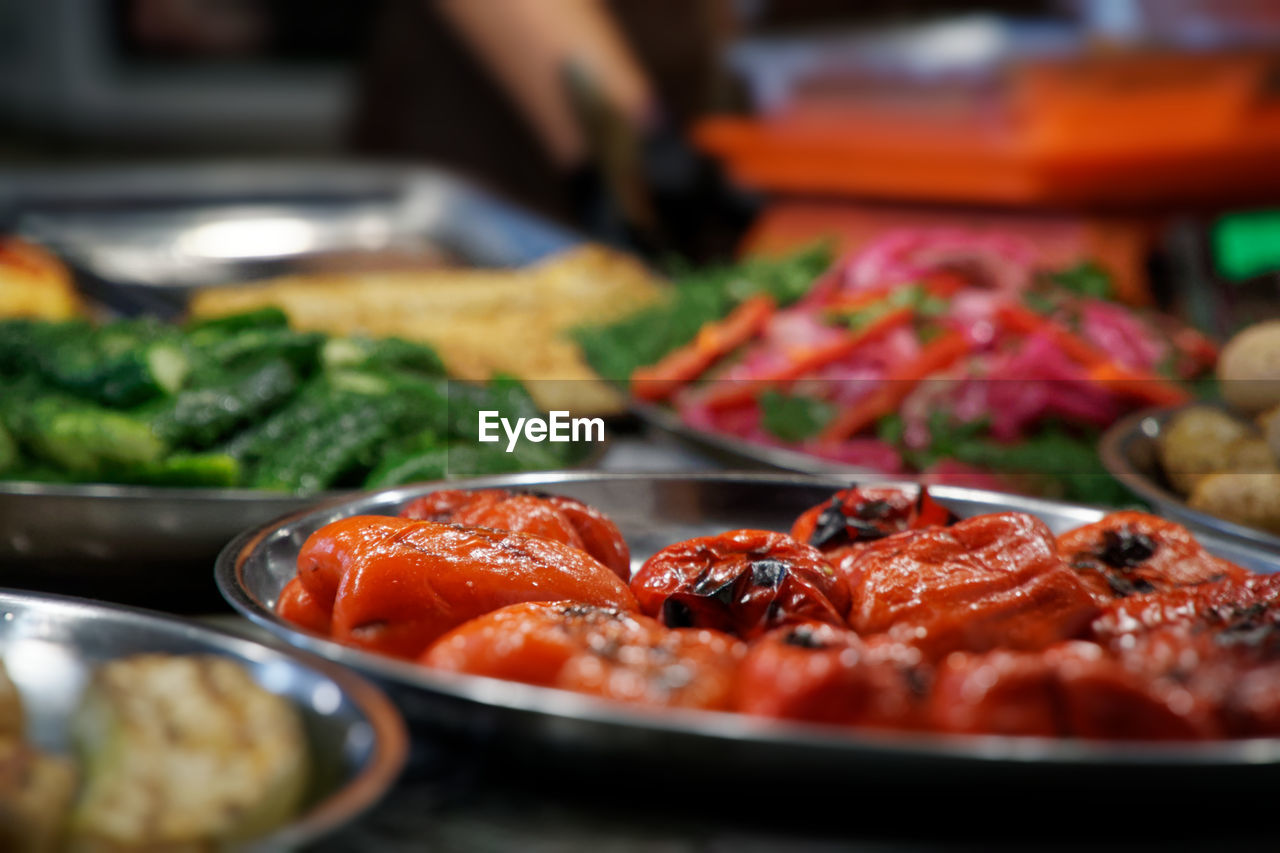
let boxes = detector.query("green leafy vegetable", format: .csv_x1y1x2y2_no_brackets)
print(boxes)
1043,262,1115,301
574,245,831,382
759,391,836,442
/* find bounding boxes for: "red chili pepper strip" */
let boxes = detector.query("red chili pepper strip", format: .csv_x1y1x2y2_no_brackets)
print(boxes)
1085,363,1192,408
630,294,776,402
701,306,913,411
817,330,970,444
996,304,1191,408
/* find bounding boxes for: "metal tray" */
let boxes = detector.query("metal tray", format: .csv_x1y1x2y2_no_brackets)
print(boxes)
217,472,1280,788
0,161,579,316
0,161,590,604
0,435,610,609
1100,407,1280,554
0,588,406,851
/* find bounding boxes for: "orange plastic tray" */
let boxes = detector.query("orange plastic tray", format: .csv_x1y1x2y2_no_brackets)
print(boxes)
698,51,1280,208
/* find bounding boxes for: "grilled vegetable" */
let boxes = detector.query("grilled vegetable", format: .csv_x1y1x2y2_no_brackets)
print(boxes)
150,357,300,448
131,451,242,488
250,393,400,493
39,319,189,407
70,654,308,847
9,397,164,477
363,432,449,488
322,335,446,376
0,310,585,490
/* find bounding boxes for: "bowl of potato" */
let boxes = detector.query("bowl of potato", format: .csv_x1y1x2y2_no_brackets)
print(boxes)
1101,320,1280,551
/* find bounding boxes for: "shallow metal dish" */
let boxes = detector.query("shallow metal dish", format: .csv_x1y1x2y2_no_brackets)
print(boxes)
218,472,1280,787
1100,407,1280,554
0,161,589,603
1,161,579,315
0,589,406,851
0,433,609,609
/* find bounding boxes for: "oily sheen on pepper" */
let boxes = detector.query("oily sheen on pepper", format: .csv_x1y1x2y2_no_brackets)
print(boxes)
295,515,635,659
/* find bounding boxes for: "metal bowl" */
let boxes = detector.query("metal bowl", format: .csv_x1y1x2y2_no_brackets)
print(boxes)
0,589,407,850
0,439,609,611
1099,406,1280,554
0,482,323,610
217,472,1280,787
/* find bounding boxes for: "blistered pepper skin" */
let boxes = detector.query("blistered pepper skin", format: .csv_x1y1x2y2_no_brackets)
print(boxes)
423,602,661,686
931,642,1217,740
1090,574,1280,736
400,489,631,580
276,576,332,635
630,529,850,639
792,486,959,594
1058,511,1248,600
735,622,928,728
295,515,411,612
844,512,1100,658
424,601,744,709
300,516,636,659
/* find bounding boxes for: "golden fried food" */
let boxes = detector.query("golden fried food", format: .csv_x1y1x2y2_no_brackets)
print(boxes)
1158,406,1253,494
70,654,309,847
1189,472,1280,534
0,239,81,319
1218,320,1280,414
189,245,665,414
0,738,77,853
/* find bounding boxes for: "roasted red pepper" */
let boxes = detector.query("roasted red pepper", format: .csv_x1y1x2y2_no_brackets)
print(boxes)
843,512,1100,658
276,576,332,635
1057,511,1249,600
791,485,958,590
400,489,631,580
424,601,744,709
735,622,929,728
295,516,636,659
931,641,1216,740
630,529,850,639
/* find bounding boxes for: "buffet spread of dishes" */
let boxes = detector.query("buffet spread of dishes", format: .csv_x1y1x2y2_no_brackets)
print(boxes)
4,197,1280,849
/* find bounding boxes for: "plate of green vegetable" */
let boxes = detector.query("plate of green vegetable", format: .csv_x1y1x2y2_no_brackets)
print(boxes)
0,307,601,605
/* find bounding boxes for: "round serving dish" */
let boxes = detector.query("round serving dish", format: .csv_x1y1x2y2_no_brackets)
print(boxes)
0,588,407,850
1099,406,1280,555
216,472,1280,788
0,435,609,610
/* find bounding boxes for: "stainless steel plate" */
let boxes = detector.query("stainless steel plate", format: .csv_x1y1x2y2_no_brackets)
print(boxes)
0,436,609,608
0,481,328,609
1,161,579,315
1100,407,1280,554
0,589,406,850
0,162,592,597
217,472,1280,785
